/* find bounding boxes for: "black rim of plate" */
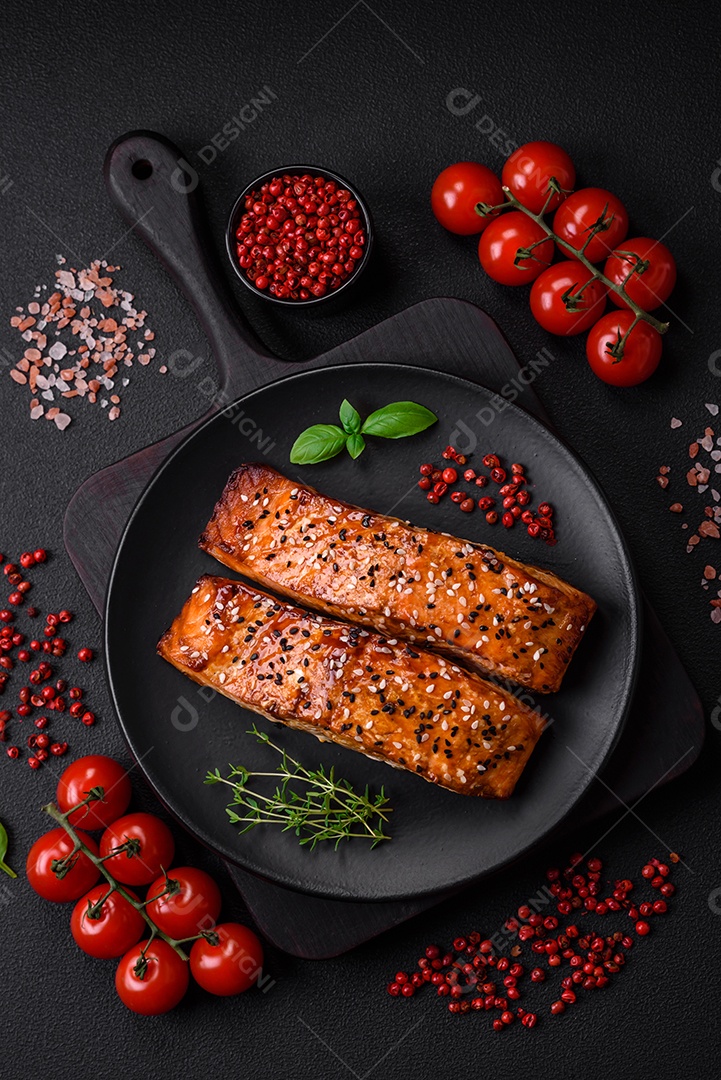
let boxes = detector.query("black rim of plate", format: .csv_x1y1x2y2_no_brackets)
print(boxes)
105,362,641,902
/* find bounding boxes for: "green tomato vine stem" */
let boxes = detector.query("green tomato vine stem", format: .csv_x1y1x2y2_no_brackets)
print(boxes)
42,795,208,967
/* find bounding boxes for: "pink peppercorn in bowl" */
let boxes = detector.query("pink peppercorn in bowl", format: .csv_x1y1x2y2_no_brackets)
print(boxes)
225,165,373,307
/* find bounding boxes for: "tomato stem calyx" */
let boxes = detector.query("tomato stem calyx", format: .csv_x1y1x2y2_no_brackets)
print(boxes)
475,200,507,218
60,787,106,822
103,837,143,861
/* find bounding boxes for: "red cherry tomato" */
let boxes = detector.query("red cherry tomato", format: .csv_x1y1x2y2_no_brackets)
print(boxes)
502,141,575,213
478,211,554,286
26,828,100,903
56,755,132,830
553,187,629,264
431,162,504,235
586,311,662,386
145,867,222,939
190,922,265,996
604,238,676,311
99,813,175,886
70,884,145,959
530,262,607,336
115,939,189,1015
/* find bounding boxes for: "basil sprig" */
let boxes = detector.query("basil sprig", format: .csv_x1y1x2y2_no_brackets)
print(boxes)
0,819,16,879
290,399,437,465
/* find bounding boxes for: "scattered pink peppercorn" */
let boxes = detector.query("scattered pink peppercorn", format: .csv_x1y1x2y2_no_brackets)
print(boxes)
385,853,677,1027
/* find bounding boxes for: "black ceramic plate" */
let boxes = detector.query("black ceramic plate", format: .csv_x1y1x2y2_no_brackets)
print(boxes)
106,363,640,902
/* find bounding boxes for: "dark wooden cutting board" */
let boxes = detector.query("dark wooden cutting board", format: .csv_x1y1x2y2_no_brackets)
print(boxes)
64,132,704,956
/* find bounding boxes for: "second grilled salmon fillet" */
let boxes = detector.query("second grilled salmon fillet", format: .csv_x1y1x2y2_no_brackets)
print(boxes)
158,575,545,797
200,464,596,693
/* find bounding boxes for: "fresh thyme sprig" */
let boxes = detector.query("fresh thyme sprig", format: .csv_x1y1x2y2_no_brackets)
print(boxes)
205,726,392,850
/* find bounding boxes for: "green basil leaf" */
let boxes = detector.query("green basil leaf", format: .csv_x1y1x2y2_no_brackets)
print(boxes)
0,820,16,879
339,399,361,435
346,433,366,459
361,401,438,439
290,424,348,465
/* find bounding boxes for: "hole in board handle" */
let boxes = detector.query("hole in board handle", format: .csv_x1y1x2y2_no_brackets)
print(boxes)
131,159,153,180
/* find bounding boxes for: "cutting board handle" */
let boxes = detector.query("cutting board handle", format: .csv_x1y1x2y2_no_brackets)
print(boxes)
104,130,274,375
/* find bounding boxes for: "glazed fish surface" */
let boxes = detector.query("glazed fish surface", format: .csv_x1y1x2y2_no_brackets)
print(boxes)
200,464,596,693
158,576,545,798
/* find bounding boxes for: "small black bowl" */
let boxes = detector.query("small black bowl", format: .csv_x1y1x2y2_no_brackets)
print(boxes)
225,164,373,309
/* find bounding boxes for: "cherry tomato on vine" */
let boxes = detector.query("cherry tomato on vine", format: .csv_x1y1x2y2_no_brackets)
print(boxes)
26,828,100,903
70,884,145,959
56,755,132,830
478,211,555,285
502,141,575,214
99,813,175,886
431,162,504,235
586,311,663,386
145,867,222,939
190,923,265,997
604,237,677,311
530,262,607,336
553,187,629,264
115,939,189,1015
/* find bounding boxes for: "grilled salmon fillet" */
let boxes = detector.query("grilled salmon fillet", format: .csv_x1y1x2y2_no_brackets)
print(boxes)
158,575,545,798
199,465,596,693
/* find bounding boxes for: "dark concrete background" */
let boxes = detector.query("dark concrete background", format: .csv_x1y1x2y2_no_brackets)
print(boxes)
1,1,720,1076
